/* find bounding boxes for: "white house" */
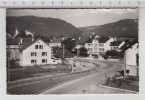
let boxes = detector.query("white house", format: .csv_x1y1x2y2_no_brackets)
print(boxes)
85,35,115,58
19,38,52,66
125,43,139,76
110,41,123,51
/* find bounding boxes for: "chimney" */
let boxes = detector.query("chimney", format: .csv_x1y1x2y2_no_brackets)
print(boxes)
90,35,92,39
32,35,34,41
79,37,81,40
20,38,23,45
114,37,117,41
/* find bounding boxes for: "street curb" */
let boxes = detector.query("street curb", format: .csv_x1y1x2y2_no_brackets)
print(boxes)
97,83,138,94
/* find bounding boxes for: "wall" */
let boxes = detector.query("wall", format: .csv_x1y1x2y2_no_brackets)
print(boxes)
20,40,51,66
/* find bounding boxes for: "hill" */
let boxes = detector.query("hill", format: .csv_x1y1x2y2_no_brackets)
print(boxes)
79,19,138,38
6,16,83,38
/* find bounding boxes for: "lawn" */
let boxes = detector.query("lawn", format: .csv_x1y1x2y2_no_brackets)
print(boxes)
9,64,71,81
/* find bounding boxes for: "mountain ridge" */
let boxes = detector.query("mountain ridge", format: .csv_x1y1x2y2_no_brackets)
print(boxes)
6,16,83,39
79,19,138,38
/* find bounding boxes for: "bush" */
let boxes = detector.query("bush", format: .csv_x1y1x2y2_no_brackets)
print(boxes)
9,59,21,69
106,50,124,58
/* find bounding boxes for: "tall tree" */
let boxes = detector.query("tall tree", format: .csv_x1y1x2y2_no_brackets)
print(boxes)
61,38,76,51
79,47,88,57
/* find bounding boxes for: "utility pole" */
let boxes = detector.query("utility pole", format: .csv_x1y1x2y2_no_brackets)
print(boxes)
124,53,126,77
77,48,79,57
7,45,10,82
63,44,65,58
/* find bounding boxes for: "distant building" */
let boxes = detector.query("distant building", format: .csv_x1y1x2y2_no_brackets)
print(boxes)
76,34,115,58
6,38,21,60
49,38,61,47
110,41,124,51
19,38,52,66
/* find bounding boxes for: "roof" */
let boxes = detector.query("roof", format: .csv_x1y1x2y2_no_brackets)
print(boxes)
110,41,122,46
77,34,90,44
20,38,48,52
98,36,110,43
119,39,138,52
6,38,20,45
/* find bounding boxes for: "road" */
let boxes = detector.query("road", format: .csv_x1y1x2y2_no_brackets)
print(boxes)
41,60,128,94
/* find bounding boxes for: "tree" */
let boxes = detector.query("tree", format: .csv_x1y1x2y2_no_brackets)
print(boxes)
15,30,27,38
61,38,76,51
79,47,88,57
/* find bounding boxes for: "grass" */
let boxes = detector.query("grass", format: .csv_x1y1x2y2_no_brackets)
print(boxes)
7,69,96,94
9,64,71,81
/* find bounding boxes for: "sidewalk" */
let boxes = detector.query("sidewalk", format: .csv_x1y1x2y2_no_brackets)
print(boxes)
80,84,137,94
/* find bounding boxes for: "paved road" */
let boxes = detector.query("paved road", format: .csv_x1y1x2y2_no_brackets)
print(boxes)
41,60,127,94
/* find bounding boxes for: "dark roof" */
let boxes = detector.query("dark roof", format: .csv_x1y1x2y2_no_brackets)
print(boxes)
20,38,42,52
77,34,90,44
110,41,122,46
99,36,110,43
6,38,20,45
119,40,138,52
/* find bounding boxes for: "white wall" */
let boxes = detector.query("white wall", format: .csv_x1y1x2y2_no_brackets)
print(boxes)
104,38,114,52
126,43,138,66
20,39,51,66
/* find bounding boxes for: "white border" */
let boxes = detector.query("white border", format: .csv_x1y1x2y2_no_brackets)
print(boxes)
0,0,145,100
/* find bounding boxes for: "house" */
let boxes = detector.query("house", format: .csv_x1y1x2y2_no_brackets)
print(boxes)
110,41,123,51
6,38,21,60
49,38,62,48
84,35,115,58
125,43,139,76
19,38,52,66
119,41,139,76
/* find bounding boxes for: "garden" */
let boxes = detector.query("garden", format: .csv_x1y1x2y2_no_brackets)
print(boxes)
101,73,139,92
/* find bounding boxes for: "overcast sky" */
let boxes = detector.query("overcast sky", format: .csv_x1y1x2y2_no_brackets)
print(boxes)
7,9,138,27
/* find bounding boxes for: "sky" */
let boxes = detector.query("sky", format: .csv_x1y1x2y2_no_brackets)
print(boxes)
7,9,138,27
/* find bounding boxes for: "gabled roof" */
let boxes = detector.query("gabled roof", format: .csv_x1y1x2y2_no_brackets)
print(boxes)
110,41,122,46
98,36,110,43
119,40,138,52
77,34,91,45
20,38,49,52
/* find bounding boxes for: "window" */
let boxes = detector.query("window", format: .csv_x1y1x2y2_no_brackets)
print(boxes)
35,45,38,49
31,52,37,56
35,45,43,49
31,59,37,63
99,43,104,47
42,59,47,63
99,48,104,51
42,52,47,56
39,45,43,49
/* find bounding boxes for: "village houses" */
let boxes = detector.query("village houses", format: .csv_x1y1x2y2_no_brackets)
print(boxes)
76,34,123,58
7,29,62,67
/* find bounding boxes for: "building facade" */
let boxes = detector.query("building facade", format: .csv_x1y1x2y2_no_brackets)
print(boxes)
125,43,139,76
19,39,52,66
